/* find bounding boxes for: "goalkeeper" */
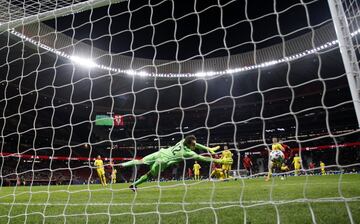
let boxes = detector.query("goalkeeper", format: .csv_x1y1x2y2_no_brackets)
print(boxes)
119,135,231,191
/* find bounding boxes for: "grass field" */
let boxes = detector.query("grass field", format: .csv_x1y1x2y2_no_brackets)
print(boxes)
0,174,359,224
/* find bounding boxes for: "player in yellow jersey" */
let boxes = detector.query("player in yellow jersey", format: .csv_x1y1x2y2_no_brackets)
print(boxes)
94,155,107,186
320,161,326,175
193,161,201,181
210,154,224,180
292,154,302,176
109,160,117,184
210,167,224,180
266,137,285,181
221,146,233,179
281,163,289,172
272,138,285,151
280,163,289,180
111,168,117,184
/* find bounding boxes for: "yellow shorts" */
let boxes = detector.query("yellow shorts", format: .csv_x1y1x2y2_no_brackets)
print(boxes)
194,171,200,176
222,164,231,170
212,168,222,174
294,164,301,170
97,169,105,176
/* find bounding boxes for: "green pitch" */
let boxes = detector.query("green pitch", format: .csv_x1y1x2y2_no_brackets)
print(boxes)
0,174,359,224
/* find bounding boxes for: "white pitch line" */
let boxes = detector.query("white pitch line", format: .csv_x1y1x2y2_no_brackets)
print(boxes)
0,197,359,207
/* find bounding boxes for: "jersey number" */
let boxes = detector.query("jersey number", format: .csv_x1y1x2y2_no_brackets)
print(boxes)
171,144,181,156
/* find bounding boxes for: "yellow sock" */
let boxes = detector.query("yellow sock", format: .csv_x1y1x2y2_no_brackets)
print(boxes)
102,176,107,185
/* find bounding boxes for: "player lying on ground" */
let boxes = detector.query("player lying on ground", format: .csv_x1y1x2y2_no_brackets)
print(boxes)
266,137,285,181
119,135,231,191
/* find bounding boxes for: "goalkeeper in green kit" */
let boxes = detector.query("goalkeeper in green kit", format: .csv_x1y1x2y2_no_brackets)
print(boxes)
119,135,231,191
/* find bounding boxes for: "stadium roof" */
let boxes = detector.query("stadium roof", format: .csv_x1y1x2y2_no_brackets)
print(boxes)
1,0,349,77
10,21,343,77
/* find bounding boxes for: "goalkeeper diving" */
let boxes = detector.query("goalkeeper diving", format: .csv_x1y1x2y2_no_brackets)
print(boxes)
118,135,232,191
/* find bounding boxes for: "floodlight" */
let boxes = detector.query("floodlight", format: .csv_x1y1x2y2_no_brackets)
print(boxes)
70,55,97,68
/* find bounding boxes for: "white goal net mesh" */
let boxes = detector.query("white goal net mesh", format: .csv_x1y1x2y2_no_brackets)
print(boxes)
0,0,359,223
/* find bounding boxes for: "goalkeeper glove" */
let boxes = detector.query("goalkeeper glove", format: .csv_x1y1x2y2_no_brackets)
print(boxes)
213,159,222,164
208,146,220,154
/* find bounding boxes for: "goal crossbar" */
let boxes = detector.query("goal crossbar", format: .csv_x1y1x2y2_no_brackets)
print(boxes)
0,0,125,32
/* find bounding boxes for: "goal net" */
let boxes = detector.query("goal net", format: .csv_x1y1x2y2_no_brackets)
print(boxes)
0,0,359,223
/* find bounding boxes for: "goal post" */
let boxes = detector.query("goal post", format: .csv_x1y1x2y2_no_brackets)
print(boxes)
328,0,360,128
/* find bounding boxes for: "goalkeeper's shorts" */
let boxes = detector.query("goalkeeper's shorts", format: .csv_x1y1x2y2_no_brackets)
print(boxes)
143,152,160,165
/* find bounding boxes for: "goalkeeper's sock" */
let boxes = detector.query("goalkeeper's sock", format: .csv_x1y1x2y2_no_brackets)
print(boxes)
133,174,149,187
129,185,137,192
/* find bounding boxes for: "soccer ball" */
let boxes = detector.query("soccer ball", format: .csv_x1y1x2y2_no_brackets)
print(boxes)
280,177,285,180
270,150,284,161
